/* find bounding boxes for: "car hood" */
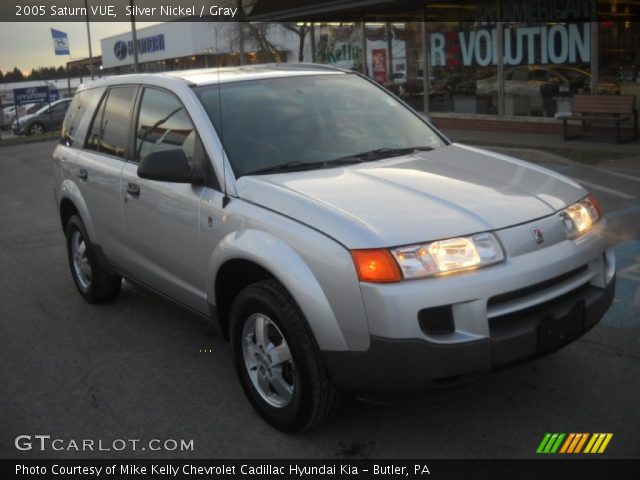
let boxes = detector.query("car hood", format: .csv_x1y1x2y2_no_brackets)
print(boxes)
236,144,586,248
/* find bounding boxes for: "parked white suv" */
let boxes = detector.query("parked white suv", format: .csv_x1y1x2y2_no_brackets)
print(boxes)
53,64,615,431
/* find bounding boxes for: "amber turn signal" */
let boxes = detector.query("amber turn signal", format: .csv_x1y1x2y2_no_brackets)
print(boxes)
351,249,402,283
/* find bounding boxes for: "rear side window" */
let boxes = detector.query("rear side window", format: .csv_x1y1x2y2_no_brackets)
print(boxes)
85,86,137,158
61,91,98,147
50,101,70,114
135,87,196,162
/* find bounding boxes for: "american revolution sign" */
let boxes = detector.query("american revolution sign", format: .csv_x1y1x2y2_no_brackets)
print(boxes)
431,23,590,67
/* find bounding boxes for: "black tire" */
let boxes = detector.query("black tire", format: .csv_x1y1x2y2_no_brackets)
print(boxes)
65,215,121,303
28,122,45,136
230,279,340,432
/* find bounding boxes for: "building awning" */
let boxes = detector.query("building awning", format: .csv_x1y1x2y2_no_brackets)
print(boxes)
246,0,423,21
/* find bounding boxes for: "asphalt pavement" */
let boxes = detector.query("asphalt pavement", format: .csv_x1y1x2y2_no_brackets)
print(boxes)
0,139,638,459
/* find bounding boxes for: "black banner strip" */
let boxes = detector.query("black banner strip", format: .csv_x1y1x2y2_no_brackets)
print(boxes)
4,459,640,480
1,0,636,22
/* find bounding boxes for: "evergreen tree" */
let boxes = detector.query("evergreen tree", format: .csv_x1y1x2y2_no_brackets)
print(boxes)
11,67,24,81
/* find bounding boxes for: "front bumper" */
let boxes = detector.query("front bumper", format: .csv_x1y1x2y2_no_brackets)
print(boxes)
322,275,615,391
322,211,616,391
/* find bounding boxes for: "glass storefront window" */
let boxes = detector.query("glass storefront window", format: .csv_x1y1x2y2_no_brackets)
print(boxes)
425,1,498,114
315,23,363,72
598,0,640,108
427,22,498,114
499,21,593,117
363,23,425,111
424,1,601,117
224,2,638,120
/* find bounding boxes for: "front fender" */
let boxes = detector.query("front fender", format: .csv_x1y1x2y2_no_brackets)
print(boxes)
208,229,349,351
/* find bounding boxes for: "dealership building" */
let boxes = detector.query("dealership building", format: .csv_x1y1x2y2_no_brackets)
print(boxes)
95,0,638,132
100,20,409,85
100,22,313,73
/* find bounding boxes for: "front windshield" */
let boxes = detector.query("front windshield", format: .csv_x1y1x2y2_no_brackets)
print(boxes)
194,73,445,177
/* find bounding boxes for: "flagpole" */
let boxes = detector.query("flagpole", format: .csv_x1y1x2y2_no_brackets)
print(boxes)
66,62,71,97
129,0,140,73
84,0,94,80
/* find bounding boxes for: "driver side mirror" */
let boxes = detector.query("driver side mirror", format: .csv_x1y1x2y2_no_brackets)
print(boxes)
137,148,205,184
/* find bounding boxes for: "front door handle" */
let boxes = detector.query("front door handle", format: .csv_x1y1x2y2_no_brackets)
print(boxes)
77,168,88,180
127,183,141,197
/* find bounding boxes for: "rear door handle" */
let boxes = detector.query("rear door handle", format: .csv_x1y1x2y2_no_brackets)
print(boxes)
127,183,140,197
77,168,88,180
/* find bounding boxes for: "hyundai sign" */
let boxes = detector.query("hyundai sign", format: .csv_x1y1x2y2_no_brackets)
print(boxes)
13,87,57,106
113,34,165,60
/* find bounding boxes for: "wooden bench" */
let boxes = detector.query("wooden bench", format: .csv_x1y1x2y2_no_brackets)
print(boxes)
561,94,638,143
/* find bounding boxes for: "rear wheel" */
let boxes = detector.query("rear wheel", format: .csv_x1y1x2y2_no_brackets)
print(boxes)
230,279,340,431
65,215,121,303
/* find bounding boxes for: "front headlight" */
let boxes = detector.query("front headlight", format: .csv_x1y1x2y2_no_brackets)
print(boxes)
391,232,505,279
562,194,601,238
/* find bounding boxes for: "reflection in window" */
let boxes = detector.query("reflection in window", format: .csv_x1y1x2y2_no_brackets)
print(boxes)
136,88,195,162
195,74,445,177
598,0,639,105
85,86,137,158
426,19,498,114
62,90,98,147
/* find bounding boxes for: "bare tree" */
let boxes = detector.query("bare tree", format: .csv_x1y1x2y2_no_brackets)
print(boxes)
227,23,282,64
247,23,282,62
281,23,310,62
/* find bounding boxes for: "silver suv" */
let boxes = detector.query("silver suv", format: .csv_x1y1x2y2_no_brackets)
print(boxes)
53,64,615,431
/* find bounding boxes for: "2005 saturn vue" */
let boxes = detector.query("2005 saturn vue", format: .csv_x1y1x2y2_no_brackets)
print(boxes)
52,64,615,431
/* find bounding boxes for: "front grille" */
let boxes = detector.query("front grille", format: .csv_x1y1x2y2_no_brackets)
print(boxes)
487,265,589,309
489,283,591,332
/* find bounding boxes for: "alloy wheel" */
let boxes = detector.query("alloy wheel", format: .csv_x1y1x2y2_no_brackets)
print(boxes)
241,313,296,408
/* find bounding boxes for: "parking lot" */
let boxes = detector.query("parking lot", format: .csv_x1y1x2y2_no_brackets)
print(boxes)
0,139,638,459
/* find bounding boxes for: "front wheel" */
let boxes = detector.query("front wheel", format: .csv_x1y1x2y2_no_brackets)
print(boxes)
230,279,340,432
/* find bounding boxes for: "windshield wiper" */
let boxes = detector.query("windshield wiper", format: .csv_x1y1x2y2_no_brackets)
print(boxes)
335,146,435,162
246,157,364,176
244,146,434,176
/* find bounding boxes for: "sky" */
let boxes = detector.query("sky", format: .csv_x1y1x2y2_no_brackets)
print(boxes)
0,22,159,74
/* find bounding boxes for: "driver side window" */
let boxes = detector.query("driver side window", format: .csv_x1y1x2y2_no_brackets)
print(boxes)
135,88,196,163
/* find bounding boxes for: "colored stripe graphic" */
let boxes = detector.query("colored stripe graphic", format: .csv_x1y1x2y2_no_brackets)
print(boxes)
536,433,565,454
584,433,614,454
537,433,551,453
550,433,565,453
574,433,589,453
559,433,575,454
537,433,613,454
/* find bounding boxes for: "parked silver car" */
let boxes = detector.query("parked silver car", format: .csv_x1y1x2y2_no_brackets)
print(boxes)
53,64,615,431
13,98,71,135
